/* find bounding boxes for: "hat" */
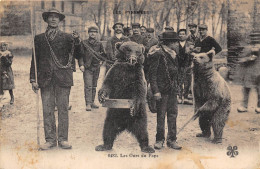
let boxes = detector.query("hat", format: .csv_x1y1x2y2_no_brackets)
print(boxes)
164,26,174,31
198,24,208,29
146,28,154,33
0,42,8,46
177,29,187,34
140,25,146,29
160,32,180,41
188,23,197,28
112,22,124,29
88,26,99,32
132,23,141,28
42,8,65,22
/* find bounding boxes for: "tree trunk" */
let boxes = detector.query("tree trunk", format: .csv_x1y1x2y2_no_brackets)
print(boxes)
101,0,107,40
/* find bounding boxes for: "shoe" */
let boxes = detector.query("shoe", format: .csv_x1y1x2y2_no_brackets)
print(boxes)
91,103,99,109
154,140,164,150
68,105,72,110
39,142,56,150
255,107,260,114
196,133,211,138
167,141,182,150
58,141,72,149
10,97,14,105
86,104,91,111
237,106,248,113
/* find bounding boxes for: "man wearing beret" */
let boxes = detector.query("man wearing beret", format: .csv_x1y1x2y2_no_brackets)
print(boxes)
30,8,80,150
148,31,182,150
195,24,222,54
77,26,106,111
187,23,199,44
129,23,147,46
105,22,129,73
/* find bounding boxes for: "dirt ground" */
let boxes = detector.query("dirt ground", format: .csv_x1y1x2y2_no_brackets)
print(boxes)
0,56,260,169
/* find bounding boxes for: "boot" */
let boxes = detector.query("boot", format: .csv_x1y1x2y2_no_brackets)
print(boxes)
86,104,91,111
167,140,182,150
58,141,72,149
154,140,164,150
39,142,57,150
91,103,99,109
10,96,14,105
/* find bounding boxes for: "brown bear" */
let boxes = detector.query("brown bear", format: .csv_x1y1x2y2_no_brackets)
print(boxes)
95,41,155,153
192,49,231,144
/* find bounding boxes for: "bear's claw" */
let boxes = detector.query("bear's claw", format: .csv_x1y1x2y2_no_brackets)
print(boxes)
95,144,112,151
141,146,155,153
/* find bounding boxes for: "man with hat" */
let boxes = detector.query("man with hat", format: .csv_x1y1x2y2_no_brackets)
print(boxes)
77,26,106,111
140,25,147,37
106,22,129,73
187,23,199,44
195,24,222,54
164,26,174,32
148,31,182,150
129,23,147,46
30,8,80,150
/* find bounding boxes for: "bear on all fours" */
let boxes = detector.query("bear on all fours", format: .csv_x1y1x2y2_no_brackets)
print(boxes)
95,41,155,153
192,49,231,144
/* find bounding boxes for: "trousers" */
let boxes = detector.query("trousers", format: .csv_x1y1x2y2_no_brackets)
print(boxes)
83,68,100,105
41,81,71,143
156,91,178,142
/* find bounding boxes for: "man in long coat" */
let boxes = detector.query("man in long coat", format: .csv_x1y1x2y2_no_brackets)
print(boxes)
30,9,80,150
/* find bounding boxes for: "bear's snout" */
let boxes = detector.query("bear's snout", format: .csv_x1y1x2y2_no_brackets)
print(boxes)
128,55,137,64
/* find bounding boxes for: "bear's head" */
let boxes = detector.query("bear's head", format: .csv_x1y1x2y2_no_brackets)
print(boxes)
115,41,145,65
192,49,215,67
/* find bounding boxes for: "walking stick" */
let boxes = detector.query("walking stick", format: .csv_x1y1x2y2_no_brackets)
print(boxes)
177,110,199,135
30,2,40,148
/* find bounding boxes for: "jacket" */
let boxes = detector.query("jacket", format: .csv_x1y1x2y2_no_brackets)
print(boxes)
0,50,15,90
30,31,78,88
195,36,222,54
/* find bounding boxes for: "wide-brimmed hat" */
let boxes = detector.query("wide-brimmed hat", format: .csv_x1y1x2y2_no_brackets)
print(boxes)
112,22,124,29
42,8,65,22
160,32,180,41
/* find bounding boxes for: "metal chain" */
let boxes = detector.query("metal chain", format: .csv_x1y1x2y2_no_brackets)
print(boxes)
45,33,74,69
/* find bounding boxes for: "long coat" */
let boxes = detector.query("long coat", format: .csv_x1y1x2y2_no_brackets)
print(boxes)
30,31,78,88
0,50,15,90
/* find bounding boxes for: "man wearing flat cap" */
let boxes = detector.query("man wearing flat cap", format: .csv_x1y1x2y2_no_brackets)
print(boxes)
129,23,147,46
195,24,222,54
30,8,80,150
187,23,199,44
148,31,182,150
105,22,129,73
164,26,174,32
76,26,106,111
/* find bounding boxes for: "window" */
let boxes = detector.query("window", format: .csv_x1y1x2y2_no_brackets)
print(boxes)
72,2,74,14
61,1,64,12
52,1,55,7
41,1,45,9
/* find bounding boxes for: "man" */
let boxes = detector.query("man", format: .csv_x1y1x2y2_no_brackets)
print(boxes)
129,23,147,46
187,23,199,44
148,31,182,150
106,22,129,73
164,26,174,32
77,26,106,111
140,25,147,37
195,24,222,54
30,9,80,150
177,29,193,105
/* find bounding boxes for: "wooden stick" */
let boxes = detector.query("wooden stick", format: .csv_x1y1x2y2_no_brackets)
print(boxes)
177,110,199,135
30,1,40,148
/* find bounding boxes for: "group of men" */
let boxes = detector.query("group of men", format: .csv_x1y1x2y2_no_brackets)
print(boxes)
29,8,222,150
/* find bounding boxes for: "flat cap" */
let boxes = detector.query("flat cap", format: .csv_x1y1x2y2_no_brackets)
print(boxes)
146,28,154,33
132,23,141,28
198,24,208,29
164,26,174,31
88,26,99,32
112,22,124,29
188,23,197,27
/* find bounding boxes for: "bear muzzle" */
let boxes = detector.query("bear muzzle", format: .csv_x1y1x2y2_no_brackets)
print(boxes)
127,55,138,65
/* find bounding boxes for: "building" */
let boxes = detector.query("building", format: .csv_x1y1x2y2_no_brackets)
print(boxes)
33,1,87,38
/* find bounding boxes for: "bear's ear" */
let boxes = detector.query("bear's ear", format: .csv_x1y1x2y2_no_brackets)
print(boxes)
115,42,123,51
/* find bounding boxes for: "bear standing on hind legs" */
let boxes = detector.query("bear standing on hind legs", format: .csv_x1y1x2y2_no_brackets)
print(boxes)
95,41,155,153
192,49,231,144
